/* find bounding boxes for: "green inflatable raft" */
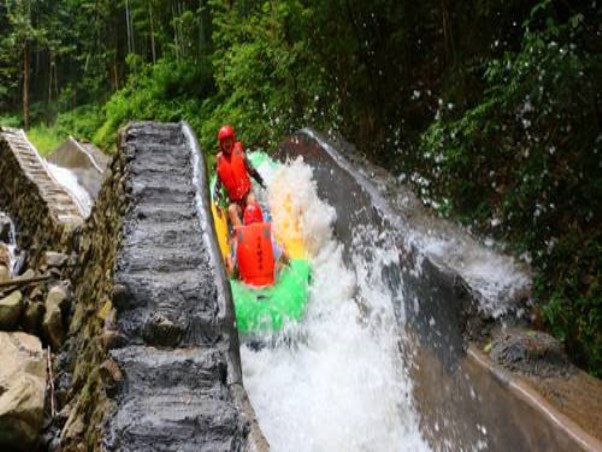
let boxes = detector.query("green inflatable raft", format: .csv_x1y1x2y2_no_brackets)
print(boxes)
211,151,311,335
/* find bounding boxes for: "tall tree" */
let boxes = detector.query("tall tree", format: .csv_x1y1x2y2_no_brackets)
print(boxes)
3,0,45,128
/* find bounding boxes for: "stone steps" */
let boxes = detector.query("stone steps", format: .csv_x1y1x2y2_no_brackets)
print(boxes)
105,122,249,449
106,347,243,451
0,127,84,224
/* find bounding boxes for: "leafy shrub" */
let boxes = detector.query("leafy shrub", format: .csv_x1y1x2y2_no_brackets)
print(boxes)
25,105,104,155
95,58,213,151
416,4,602,375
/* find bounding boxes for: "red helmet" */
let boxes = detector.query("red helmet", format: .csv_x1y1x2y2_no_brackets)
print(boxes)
243,202,264,225
218,124,235,141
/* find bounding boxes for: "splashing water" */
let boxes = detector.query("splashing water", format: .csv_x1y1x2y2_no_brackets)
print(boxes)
0,212,18,275
45,161,93,216
241,157,428,451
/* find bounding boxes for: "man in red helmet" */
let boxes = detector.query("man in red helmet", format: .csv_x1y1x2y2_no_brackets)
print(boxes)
213,124,266,227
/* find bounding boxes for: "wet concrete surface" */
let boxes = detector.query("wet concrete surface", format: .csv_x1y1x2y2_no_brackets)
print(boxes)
274,129,600,451
48,137,109,200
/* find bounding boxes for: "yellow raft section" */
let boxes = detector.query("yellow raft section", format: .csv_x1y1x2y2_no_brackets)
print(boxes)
211,203,231,261
211,192,307,263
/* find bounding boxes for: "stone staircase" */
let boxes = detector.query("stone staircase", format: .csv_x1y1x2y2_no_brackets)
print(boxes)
0,127,84,224
103,123,263,451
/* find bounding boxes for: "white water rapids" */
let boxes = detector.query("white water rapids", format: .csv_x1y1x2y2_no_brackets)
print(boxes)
45,161,93,217
242,157,429,451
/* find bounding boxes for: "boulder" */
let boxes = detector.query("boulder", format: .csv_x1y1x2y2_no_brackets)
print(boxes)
0,214,11,243
43,299,64,350
0,332,46,450
0,243,10,268
22,302,45,336
0,291,23,331
43,252,68,269
0,266,8,284
16,269,35,282
28,285,45,303
47,282,71,313
490,329,572,377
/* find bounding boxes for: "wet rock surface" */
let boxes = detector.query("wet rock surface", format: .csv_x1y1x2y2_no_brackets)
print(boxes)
106,347,244,451
0,332,46,451
59,122,263,451
104,123,248,450
490,328,573,377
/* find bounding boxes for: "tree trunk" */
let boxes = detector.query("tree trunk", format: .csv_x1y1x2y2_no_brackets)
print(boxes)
23,43,30,130
172,4,180,62
149,0,156,63
125,0,132,54
48,52,54,104
440,0,455,66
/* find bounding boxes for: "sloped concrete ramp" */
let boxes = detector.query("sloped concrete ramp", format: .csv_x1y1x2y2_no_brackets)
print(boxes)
274,129,602,451
48,136,109,200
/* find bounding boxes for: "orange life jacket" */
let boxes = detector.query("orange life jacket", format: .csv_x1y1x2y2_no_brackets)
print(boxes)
216,143,251,202
236,222,275,287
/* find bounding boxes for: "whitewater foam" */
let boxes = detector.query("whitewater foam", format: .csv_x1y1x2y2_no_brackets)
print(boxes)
240,157,428,451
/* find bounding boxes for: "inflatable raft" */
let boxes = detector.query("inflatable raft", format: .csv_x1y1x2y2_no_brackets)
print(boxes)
211,152,311,335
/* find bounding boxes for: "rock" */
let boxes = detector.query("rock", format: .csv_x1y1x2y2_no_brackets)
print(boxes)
0,290,23,330
0,214,11,243
111,283,131,311
490,329,572,377
0,265,9,283
0,242,10,268
28,286,45,303
100,358,123,397
22,301,45,336
43,299,64,350
46,283,71,314
61,411,85,443
43,252,68,269
142,312,182,347
16,269,35,281
0,332,46,450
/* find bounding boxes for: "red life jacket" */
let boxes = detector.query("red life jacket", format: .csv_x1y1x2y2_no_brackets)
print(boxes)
236,223,275,287
216,142,251,202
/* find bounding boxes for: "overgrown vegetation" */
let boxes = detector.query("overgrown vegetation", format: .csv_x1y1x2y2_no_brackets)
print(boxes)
415,3,602,375
0,0,600,375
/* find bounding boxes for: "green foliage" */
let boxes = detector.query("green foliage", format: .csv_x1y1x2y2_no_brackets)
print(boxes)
203,0,338,153
24,105,103,154
95,58,212,150
0,113,22,128
27,124,63,155
417,3,602,375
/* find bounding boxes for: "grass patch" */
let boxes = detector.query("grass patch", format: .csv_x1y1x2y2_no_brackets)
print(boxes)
26,124,64,156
